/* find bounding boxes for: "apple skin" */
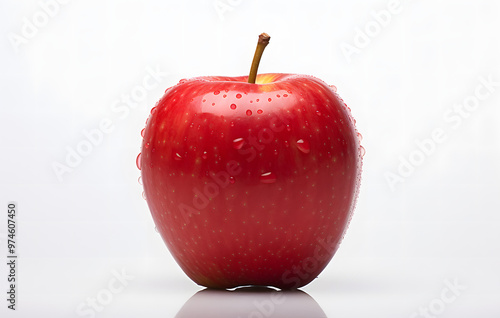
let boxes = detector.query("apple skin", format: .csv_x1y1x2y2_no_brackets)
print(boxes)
140,73,362,289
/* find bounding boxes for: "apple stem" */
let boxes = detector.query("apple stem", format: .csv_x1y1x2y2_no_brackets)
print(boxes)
248,33,271,84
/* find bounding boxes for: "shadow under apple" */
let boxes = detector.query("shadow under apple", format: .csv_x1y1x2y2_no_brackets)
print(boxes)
175,287,327,318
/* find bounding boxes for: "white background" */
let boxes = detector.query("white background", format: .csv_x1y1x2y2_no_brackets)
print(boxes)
1,0,499,317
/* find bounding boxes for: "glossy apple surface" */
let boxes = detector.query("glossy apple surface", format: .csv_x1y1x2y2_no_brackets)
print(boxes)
139,73,362,289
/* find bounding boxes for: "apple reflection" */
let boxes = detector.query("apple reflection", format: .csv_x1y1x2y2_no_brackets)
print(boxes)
175,287,327,318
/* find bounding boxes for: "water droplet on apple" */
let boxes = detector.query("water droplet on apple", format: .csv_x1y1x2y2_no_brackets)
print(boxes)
145,142,150,149
283,94,288,97
256,99,260,102
136,153,142,170
229,176,235,184
329,84,337,92
287,90,292,94
274,149,279,155
296,139,310,154
138,176,142,185
179,79,187,84
232,138,245,150
154,227,159,233
257,109,263,114
268,98,272,102
236,94,242,99
212,102,215,106
150,107,157,115
316,110,322,116
214,90,220,95
360,146,366,157
357,132,363,142
230,104,237,110
141,128,145,138
142,191,147,200
260,172,277,184
174,153,183,161
276,94,281,98
202,151,208,159
246,110,252,116
286,125,291,132
230,121,235,127
223,94,227,98
327,152,332,158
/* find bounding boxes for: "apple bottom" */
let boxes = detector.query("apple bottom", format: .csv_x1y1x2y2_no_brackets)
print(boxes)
151,179,354,290
172,230,340,289
173,234,343,290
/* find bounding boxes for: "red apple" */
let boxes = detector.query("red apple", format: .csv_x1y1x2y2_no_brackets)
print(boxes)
139,33,363,289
